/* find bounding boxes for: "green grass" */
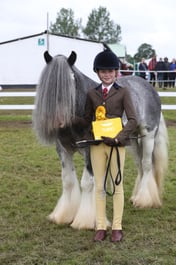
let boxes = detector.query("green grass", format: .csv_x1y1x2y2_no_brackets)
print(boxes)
0,119,176,264
0,88,176,264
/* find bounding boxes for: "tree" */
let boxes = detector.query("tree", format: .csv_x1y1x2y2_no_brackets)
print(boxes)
126,54,134,65
50,8,82,37
83,6,121,43
134,43,156,62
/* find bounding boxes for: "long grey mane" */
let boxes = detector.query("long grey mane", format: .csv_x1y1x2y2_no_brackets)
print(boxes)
33,54,97,144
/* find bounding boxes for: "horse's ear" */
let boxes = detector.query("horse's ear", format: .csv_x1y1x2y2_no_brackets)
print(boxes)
67,51,77,66
44,51,53,64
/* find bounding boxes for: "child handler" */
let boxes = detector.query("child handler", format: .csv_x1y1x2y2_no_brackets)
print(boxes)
75,49,137,242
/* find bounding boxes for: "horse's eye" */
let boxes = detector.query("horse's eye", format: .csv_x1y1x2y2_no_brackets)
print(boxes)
70,72,75,80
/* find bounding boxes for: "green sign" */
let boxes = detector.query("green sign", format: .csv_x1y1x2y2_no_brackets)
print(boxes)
38,38,45,46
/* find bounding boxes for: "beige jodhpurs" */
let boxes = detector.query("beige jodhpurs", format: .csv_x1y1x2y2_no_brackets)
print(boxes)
90,143,125,230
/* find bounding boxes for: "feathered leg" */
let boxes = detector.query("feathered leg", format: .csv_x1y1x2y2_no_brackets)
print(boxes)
132,127,162,208
48,144,81,224
71,149,96,229
129,139,143,203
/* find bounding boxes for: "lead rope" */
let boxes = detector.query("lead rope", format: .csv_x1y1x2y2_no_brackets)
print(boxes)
104,146,122,196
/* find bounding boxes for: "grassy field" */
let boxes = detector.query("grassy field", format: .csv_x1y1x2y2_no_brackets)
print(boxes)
0,91,176,265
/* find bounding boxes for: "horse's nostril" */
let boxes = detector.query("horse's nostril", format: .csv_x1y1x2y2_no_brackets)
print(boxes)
59,123,64,128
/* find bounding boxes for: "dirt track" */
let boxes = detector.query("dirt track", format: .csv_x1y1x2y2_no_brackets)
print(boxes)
0,120,32,128
0,119,175,129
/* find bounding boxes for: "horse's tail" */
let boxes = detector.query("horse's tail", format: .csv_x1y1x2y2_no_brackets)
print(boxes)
153,112,169,199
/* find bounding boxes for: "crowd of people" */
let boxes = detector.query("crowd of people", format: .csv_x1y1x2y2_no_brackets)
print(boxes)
138,55,176,89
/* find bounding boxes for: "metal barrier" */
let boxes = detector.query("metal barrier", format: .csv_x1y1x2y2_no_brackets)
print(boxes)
0,91,176,110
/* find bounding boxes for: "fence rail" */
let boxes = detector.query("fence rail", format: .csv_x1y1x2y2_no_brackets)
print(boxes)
0,91,176,110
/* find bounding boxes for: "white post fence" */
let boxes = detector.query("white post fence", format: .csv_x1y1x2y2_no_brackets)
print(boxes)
0,91,176,110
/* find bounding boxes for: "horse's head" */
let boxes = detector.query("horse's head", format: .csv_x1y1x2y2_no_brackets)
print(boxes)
33,50,97,144
33,50,79,142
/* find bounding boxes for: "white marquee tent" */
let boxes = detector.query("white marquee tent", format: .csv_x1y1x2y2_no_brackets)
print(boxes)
0,31,126,87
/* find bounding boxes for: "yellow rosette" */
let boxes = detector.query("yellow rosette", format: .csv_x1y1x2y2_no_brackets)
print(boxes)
95,105,107,120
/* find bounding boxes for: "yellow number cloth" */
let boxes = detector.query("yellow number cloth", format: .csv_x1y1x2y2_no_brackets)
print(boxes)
92,117,122,140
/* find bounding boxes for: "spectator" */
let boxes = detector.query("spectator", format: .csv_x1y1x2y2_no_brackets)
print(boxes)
139,58,148,79
163,57,170,89
155,58,166,89
169,58,176,88
148,54,157,87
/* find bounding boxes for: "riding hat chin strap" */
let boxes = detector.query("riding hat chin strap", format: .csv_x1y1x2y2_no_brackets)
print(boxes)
104,146,122,196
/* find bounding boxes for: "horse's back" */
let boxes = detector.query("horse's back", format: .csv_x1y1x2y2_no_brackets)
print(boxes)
117,75,161,131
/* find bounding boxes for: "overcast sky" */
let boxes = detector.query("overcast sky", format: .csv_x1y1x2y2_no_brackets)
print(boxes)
0,0,175,60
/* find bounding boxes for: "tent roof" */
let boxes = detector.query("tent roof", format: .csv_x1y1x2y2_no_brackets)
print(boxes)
107,43,126,58
0,30,104,46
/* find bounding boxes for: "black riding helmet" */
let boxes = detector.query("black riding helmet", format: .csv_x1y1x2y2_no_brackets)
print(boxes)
93,49,120,72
